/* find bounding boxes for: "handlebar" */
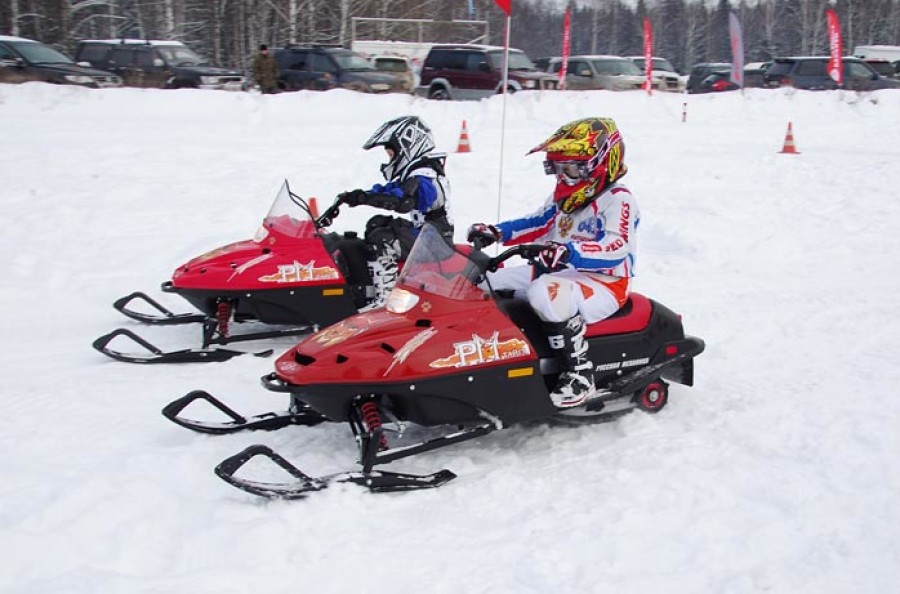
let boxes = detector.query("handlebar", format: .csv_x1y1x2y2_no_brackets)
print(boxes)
485,243,546,273
314,196,344,229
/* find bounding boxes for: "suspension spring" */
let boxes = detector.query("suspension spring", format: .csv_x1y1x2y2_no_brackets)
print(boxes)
360,400,388,451
216,301,231,338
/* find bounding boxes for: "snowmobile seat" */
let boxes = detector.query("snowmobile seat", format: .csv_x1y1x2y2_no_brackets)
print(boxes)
585,293,652,337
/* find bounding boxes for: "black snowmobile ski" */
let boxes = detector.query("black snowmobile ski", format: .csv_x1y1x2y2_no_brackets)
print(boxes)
162,390,327,434
213,395,496,499
91,328,276,364
113,289,207,325
215,445,457,499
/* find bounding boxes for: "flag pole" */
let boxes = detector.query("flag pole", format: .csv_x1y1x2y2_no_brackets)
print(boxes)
495,13,511,230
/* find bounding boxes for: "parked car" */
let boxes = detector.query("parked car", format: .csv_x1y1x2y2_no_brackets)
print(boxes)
626,56,684,91
370,54,416,93
763,56,900,91
74,39,244,90
743,61,771,88
548,55,647,91
0,35,122,88
686,62,737,94
861,58,899,80
274,45,402,93
417,44,556,100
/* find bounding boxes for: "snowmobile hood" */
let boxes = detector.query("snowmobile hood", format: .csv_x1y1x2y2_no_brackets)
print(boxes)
171,231,342,291
274,291,537,385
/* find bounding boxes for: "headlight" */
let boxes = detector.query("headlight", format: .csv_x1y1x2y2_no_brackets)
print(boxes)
386,288,419,314
200,76,221,85
64,75,94,85
523,79,536,89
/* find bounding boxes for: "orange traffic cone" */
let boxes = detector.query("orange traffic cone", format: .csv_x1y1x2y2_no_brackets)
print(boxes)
779,122,800,154
456,120,471,153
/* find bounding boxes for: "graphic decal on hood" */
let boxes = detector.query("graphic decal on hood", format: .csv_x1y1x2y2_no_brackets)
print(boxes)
429,331,530,369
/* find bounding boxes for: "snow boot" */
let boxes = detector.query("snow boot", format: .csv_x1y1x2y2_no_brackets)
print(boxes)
362,242,400,311
545,314,595,408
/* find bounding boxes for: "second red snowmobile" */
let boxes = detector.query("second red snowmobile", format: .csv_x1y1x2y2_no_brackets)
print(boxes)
93,181,385,363
163,223,705,499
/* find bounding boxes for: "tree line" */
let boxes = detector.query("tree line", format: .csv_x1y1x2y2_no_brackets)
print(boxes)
2,0,899,75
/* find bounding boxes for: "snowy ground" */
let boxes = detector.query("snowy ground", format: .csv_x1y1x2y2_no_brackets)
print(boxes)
2,83,900,593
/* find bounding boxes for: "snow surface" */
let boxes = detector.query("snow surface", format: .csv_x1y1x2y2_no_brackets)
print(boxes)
2,83,900,593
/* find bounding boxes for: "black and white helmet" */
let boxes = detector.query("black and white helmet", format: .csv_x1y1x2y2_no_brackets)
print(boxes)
363,116,436,182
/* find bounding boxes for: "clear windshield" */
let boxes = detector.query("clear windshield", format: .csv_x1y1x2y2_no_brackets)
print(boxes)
258,180,318,240
488,50,536,71
651,58,676,72
396,224,486,302
11,41,73,65
593,59,642,76
333,52,376,71
156,46,206,66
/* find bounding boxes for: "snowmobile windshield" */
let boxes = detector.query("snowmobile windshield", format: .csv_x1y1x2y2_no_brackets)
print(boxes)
396,224,485,302
259,181,318,240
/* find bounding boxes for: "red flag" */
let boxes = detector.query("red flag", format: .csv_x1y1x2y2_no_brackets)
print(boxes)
643,17,653,95
494,0,511,15
558,7,572,90
826,8,843,87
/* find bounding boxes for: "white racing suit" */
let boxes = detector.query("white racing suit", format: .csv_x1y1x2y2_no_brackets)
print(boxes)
488,181,639,324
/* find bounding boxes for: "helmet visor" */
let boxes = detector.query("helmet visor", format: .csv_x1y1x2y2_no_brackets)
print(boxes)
543,159,590,184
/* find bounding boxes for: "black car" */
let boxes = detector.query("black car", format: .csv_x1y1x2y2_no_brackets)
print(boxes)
274,45,402,93
686,62,737,94
74,39,245,90
743,62,771,88
763,56,900,91
0,35,122,88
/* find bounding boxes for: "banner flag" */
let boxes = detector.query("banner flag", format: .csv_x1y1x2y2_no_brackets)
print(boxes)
494,0,511,16
826,8,843,87
643,17,653,95
559,7,572,90
729,12,744,87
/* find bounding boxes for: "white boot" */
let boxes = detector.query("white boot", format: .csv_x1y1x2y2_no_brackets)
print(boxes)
362,242,399,311
545,315,595,408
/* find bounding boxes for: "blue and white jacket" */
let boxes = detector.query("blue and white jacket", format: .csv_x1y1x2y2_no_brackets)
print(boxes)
496,182,639,278
368,159,452,232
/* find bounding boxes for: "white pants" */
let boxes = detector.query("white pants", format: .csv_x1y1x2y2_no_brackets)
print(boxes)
486,266,622,324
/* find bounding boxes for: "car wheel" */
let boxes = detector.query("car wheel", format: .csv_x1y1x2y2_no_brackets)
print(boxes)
428,86,450,100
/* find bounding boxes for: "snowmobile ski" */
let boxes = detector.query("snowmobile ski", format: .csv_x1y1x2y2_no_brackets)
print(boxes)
113,290,207,325
214,444,456,499
91,328,274,364
161,390,326,434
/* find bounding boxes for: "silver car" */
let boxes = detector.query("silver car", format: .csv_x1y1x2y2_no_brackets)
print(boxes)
548,55,645,91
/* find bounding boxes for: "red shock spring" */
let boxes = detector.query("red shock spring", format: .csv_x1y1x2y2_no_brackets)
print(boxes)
360,401,388,451
216,301,231,337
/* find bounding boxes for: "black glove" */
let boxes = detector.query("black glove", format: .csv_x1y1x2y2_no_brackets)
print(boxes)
536,242,570,273
467,223,501,246
339,189,368,207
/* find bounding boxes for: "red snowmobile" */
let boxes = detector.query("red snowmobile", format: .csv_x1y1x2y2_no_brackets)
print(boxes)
163,223,705,499
93,181,380,363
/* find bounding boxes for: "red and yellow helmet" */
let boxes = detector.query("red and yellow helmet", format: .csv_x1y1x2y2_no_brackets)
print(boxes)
528,117,627,214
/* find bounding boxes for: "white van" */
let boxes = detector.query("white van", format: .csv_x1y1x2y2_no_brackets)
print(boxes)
853,45,900,61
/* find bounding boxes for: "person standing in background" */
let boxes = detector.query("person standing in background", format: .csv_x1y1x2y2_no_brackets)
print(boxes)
253,44,279,94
